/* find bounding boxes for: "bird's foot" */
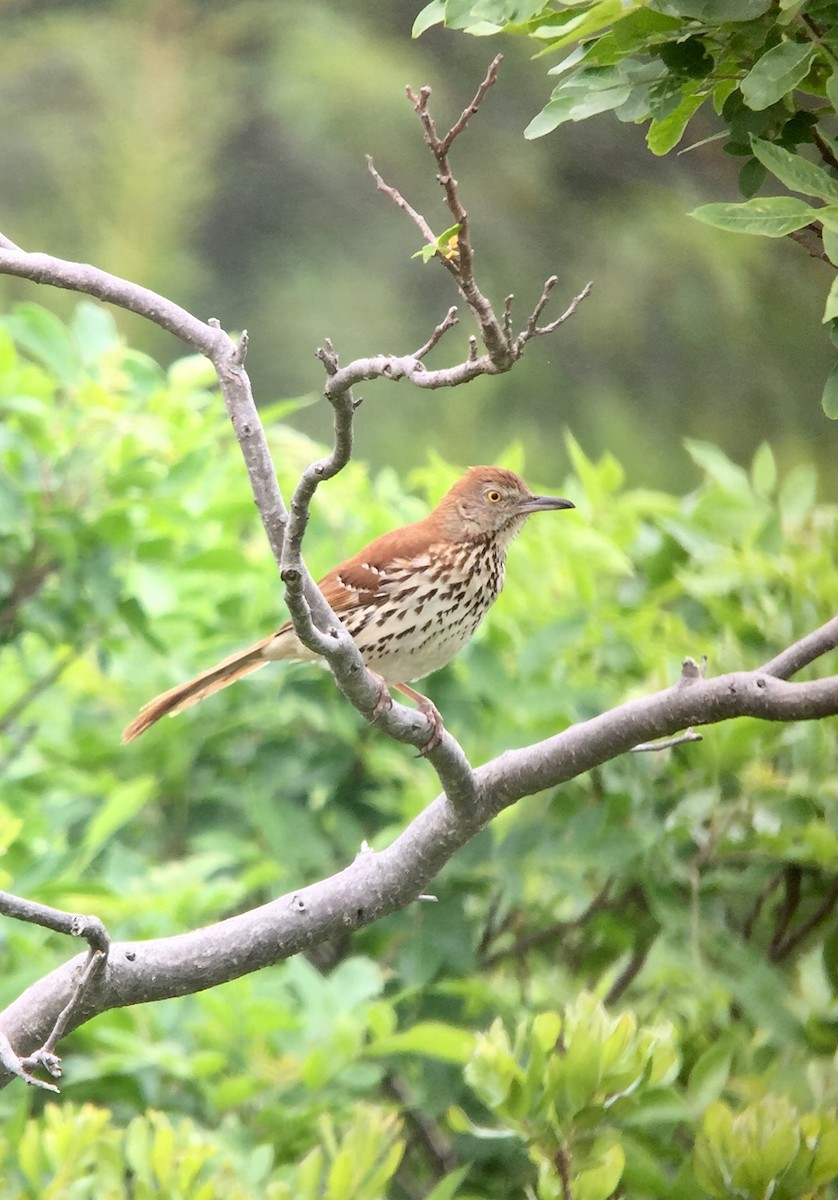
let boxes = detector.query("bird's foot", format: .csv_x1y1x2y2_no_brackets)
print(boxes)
368,674,394,724
394,682,444,755
367,677,445,755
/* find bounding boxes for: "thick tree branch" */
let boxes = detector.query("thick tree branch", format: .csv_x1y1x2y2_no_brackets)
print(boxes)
759,614,838,679
3,658,838,1089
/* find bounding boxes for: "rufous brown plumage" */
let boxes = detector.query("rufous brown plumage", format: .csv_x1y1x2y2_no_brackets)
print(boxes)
122,467,574,745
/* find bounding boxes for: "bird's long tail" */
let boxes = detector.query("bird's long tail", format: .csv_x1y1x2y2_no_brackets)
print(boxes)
121,635,275,743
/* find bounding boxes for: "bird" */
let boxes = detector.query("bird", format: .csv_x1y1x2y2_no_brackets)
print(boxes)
121,466,574,748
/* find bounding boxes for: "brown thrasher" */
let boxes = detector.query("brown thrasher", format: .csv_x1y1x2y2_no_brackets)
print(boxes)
122,467,574,746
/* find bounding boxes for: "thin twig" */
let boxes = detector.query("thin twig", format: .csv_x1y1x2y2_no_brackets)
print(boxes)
369,61,591,385
0,894,110,1091
769,876,838,961
631,728,703,753
0,1033,59,1093
604,941,652,1005
406,63,510,361
481,881,614,967
36,946,108,1058
440,55,503,155
412,307,459,360
788,229,833,264
382,1074,457,1179
741,869,783,939
517,279,594,346
556,1146,574,1200
814,127,838,173
0,723,38,777
0,892,110,953
768,865,802,957
0,652,75,737
366,156,439,249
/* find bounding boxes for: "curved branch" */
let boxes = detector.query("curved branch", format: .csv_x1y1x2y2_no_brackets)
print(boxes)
759,614,838,679
3,660,838,1088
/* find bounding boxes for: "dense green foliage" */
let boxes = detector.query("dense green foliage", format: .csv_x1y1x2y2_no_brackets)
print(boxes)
2,304,838,1196
416,0,838,415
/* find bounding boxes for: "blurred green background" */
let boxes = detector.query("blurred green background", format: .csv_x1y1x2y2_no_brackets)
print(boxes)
3,0,835,496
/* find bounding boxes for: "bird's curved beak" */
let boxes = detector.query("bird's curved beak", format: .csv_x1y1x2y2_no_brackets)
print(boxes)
517,494,575,514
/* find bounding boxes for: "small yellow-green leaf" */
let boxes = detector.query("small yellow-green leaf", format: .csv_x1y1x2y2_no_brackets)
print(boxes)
811,1126,838,1184
647,92,705,155
369,1021,476,1064
572,1143,625,1200
751,442,776,497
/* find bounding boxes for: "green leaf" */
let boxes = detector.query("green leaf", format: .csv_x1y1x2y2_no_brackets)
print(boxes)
738,156,768,198
647,91,706,155
740,41,816,111
411,223,461,263
751,442,776,496
370,1022,476,1064
684,439,750,495
424,1164,471,1200
531,0,645,52
827,68,838,113
673,0,772,16
573,1143,625,1200
812,1126,838,1184
778,461,818,520
525,66,641,137
686,1041,734,1114
823,225,838,266
818,207,838,234
70,301,120,364
750,137,838,203
824,277,838,324
690,195,819,236
822,362,838,419
5,302,79,382
81,777,157,864
412,0,445,35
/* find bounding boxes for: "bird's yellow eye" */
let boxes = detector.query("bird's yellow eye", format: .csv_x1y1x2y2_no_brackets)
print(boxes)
486,490,501,503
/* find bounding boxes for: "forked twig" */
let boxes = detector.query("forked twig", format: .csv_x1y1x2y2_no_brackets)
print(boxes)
631,728,703,753
0,893,110,1090
367,58,591,382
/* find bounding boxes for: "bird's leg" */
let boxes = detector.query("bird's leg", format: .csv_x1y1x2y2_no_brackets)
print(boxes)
367,672,395,724
393,682,445,754
365,675,445,754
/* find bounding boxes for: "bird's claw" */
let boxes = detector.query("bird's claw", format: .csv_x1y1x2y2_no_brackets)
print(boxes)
367,675,444,754
414,696,444,756
369,675,394,723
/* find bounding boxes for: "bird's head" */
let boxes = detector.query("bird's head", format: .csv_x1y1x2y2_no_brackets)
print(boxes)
437,466,574,544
